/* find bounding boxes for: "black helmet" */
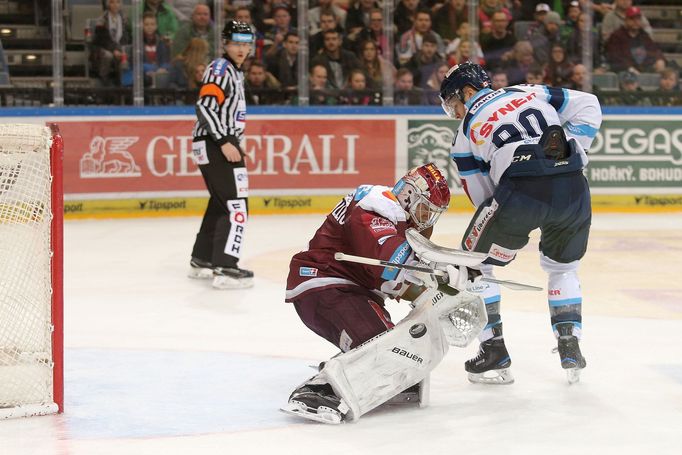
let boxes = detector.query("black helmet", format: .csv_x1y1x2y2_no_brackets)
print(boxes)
439,62,491,106
222,20,254,43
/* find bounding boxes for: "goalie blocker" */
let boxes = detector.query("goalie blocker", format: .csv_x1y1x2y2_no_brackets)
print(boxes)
282,285,487,424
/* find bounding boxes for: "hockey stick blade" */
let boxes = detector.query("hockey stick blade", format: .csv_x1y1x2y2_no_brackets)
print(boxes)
334,252,543,292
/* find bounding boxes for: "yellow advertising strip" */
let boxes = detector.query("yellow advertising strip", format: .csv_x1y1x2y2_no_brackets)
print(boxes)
63,194,682,219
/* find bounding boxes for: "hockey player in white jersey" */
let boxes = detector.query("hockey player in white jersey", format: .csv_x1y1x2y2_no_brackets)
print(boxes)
439,62,602,384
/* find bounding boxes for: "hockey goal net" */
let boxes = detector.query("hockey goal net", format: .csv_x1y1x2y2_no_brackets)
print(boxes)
0,123,63,419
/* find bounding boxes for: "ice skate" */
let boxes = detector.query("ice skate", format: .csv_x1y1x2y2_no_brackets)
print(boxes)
188,258,214,279
281,383,349,424
465,338,514,385
212,266,254,289
557,335,586,384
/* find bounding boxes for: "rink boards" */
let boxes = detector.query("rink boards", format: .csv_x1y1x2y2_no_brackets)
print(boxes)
1,106,681,217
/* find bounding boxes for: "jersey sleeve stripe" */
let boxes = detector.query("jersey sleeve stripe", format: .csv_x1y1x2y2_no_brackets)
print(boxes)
545,86,567,112
199,83,226,105
565,122,599,138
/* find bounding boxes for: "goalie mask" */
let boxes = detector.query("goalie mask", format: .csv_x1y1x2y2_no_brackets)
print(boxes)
393,164,450,231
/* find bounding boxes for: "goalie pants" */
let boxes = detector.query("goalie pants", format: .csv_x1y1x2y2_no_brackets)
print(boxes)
293,287,394,352
191,137,249,268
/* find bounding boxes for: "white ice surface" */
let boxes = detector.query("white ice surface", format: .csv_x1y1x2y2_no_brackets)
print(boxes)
1,213,681,455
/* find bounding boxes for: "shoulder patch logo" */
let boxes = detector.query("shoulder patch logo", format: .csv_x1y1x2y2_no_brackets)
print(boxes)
299,267,318,277
213,59,229,76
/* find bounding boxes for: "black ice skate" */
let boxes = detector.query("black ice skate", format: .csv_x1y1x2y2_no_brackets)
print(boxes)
188,258,214,279
212,266,254,289
557,335,587,384
465,338,514,385
281,383,349,425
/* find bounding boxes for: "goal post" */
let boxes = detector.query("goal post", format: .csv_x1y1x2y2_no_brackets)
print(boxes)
0,123,64,419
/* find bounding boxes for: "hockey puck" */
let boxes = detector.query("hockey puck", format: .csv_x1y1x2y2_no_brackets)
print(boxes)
409,323,427,338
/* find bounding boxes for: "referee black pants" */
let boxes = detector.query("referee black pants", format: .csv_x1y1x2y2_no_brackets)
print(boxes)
191,137,249,268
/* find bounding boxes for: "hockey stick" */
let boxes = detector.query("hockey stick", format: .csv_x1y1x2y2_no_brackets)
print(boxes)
334,252,543,292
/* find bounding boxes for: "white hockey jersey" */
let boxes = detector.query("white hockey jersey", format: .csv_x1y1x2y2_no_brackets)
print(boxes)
450,85,602,207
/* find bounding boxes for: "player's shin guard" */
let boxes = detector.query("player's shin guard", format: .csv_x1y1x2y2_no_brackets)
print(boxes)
283,287,486,423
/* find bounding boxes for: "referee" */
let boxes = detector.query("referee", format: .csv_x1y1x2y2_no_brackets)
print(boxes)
189,21,254,290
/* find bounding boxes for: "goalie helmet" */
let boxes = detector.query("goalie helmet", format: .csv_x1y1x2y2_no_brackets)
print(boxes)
439,62,491,118
222,20,254,43
393,163,450,231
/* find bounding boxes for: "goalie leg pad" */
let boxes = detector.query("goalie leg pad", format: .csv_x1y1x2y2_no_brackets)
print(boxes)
312,288,485,422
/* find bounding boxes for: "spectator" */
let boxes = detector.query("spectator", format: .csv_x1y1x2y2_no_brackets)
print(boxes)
432,0,467,43
525,3,551,40
166,0,198,22
310,11,343,57
142,12,170,86
172,4,215,60
604,7,665,74
425,62,450,104
168,37,209,89
525,64,545,84
567,63,587,90
264,4,297,61
234,7,265,60
478,0,512,36
394,0,423,36
394,67,426,105
310,30,361,89
653,68,681,106
659,68,679,92
403,32,444,88
309,63,338,105
560,1,582,43
142,0,179,42
504,40,537,85
91,0,131,87
396,9,445,66
357,40,396,90
528,10,562,64
339,69,379,105
267,32,299,90
447,39,485,68
480,10,517,72
309,0,348,35
619,70,652,106
601,0,652,43
491,70,508,90
445,22,485,66
544,43,573,86
565,12,601,65
245,61,283,105
345,0,378,36
348,8,390,56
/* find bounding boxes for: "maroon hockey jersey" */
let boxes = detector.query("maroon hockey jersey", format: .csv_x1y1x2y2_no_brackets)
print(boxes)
285,185,415,303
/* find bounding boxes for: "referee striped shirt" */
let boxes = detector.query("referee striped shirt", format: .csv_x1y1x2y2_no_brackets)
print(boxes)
193,57,246,144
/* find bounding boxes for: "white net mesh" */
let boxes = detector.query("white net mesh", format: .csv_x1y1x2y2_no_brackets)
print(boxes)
0,124,55,412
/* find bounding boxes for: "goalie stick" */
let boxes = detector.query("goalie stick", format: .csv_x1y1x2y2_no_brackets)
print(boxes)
334,252,543,292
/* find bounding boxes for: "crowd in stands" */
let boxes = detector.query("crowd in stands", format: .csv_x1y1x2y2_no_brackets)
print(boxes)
2,0,681,106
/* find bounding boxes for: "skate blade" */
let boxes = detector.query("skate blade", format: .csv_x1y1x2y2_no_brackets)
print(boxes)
280,401,343,425
467,368,514,385
211,276,254,289
566,368,582,384
188,268,213,279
